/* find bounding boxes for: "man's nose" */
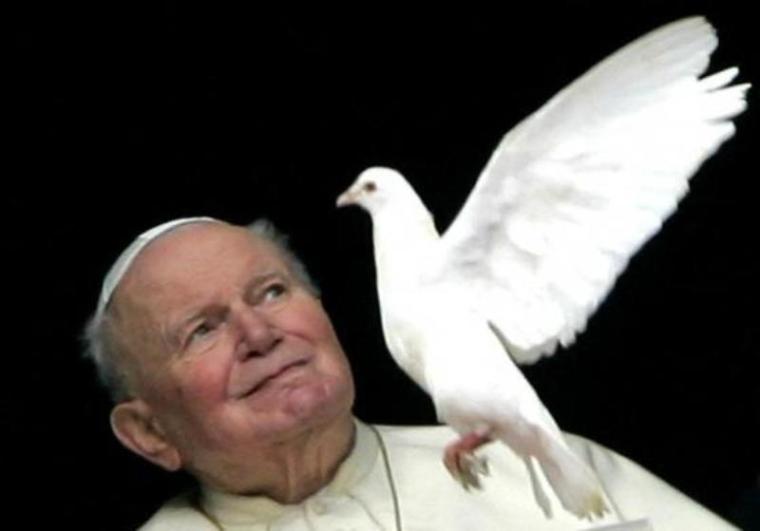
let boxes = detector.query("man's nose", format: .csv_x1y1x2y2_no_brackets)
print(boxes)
232,305,281,360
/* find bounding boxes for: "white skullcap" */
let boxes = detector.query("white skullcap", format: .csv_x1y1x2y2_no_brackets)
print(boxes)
95,216,222,321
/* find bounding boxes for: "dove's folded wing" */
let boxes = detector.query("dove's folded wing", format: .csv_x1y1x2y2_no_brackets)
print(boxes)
433,17,749,364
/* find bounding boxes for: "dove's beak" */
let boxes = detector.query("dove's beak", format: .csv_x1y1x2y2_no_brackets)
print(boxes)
336,188,356,208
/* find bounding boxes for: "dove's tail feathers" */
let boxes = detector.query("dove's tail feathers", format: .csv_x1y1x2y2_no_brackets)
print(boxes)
524,456,553,518
536,435,609,521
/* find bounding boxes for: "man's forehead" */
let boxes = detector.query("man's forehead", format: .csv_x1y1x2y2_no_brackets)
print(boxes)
124,222,285,289
110,223,291,341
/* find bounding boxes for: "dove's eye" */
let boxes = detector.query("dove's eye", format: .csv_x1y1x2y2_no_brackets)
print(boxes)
363,181,377,193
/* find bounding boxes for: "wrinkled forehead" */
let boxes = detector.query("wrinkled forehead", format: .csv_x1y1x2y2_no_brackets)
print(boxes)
108,221,290,345
123,222,286,291
99,218,289,324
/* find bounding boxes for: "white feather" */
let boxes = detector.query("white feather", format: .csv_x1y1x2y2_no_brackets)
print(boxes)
435,16,749,362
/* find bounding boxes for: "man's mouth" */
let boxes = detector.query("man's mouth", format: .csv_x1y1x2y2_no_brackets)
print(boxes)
240,359,309,398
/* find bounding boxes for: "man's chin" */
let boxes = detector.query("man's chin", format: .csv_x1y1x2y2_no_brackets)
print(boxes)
281,379,351,422
237,376,354,441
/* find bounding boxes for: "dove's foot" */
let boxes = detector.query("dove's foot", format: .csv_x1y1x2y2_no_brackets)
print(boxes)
443,431,492,491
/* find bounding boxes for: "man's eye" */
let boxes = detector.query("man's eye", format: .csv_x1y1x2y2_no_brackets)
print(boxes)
263,283,287,302
189,322,214,344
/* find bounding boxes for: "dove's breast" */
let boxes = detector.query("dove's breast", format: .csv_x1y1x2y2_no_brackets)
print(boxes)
377,282,559,441
377,287,434,393
381,286,526,392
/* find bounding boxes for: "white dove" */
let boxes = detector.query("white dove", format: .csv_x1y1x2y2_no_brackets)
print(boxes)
336,16,749,520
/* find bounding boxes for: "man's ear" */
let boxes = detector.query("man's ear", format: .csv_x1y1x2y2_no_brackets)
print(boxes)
110,399,182,471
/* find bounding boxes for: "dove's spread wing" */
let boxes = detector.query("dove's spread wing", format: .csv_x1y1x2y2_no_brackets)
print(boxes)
433,17,749,364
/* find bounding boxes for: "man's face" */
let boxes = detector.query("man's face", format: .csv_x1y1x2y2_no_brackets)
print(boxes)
112,223,355,475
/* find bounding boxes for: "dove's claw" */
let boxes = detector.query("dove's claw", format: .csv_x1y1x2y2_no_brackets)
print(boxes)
443,430,492,491
463,454,490,489
445,450,489,490
475,454,490,476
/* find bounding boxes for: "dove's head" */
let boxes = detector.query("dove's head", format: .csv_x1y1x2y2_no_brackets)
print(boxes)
336,167,421,217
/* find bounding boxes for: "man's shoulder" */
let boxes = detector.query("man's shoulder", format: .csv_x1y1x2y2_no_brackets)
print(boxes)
368,422,528,476
372,422,457,448
138,491,216,531
372,422,617,470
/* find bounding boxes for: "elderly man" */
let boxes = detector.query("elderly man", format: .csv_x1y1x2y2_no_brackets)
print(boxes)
84,217,736,530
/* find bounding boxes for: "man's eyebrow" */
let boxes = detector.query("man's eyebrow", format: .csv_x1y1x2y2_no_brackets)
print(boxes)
168,303,224,347
164,312,202,348
244,270,287,291
165,270,289,346
175,272,285,326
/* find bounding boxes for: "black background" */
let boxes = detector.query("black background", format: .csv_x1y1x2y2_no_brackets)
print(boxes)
8,2,759,529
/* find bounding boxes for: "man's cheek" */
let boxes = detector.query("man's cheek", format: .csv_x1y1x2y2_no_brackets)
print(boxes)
181,360,229,402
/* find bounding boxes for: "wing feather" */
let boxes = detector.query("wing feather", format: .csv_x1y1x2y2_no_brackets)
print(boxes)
434,17,749,363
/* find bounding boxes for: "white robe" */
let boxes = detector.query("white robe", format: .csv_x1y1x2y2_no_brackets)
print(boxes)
139,420,736,530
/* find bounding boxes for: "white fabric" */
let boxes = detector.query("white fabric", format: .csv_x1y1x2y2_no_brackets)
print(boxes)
139,421,736,530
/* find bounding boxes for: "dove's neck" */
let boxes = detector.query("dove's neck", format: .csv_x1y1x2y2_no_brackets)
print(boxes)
370,205,440,289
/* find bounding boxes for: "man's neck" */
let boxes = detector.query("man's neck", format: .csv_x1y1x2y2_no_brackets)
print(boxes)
198,415,356,504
